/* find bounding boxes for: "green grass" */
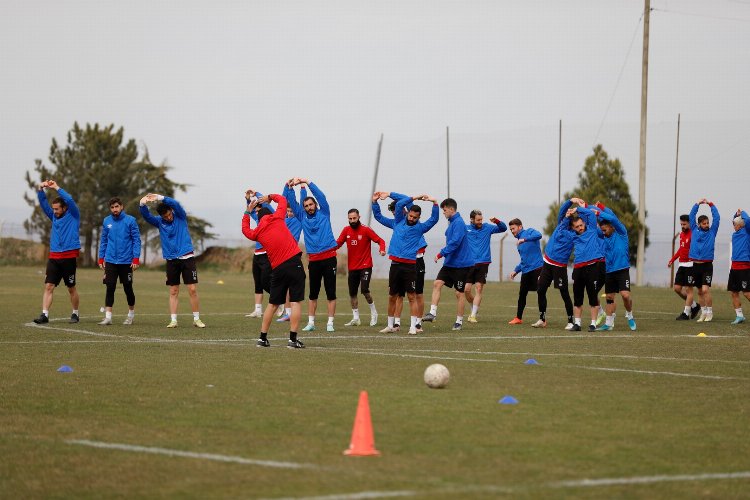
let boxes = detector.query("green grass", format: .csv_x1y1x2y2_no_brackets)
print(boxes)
0,265,748,499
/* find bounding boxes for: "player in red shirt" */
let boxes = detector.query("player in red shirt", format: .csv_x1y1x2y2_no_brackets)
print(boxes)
336,208,386,326
242,191,307,349
667,214,702,320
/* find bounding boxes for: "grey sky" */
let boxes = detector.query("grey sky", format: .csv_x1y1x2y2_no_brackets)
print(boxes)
2,0,749,284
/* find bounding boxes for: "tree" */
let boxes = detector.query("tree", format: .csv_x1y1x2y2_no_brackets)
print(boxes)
544,145,648,265
24,122,215,266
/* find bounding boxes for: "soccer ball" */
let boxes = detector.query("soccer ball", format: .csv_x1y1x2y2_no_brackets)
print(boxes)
424,363,450,389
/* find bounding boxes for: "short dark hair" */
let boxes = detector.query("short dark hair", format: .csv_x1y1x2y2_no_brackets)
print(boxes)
156,202,171,216
679,214,689,222
51,197,67,208
569,214,583,224
303,196,317,206
440,198,457,210
508,218,522,227
348,208,359,215
409,205,422,214
598,219,613,227
698,215,709,224
469,209,482,220
387,201,397,213
109,197,122,207
258,207,272,220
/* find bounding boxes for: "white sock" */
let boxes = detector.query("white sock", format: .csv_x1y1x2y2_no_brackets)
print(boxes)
430,305,437,315
128,310,135,318
683,306,691,315
327,316,334,325
691,301,697,308
308,316,315,325
471,305,479,316
105,311,112,319
72,309,79,316
394,317,401,326
193,312,200,320
455,316,463,325
387,316,394,328
625,311,633,320
606,315,614,327
706,307,713,314
42,309,49,317
171,314,177,321
702,307,708,314
736,308,743,317
352,308,360,320
410,316,417,328
285,308,291,316
255,303,262,312
574,317,581,326
369,302,377,313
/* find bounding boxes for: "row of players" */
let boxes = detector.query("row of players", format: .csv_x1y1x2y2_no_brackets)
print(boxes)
30,179,750,348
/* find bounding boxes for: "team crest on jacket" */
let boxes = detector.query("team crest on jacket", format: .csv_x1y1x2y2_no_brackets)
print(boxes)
107,224,113,228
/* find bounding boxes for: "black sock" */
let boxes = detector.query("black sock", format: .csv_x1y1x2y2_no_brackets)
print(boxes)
568,315,574,323
540,312,546,321
260,332,267,341
290,331,297,341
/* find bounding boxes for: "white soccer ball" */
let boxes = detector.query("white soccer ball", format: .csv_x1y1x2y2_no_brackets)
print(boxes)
424,363,450,389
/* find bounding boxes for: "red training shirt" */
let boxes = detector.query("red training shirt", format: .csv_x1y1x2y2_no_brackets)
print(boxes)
242,194,301,269
668,229,692,265
336,224,386,271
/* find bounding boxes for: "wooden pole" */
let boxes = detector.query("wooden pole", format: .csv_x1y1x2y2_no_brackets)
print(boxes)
366,133,384,228
636,0,650,286
670,113,681,288
499,233,509,282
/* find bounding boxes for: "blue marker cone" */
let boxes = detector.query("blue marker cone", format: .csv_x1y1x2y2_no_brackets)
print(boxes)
57,365,73,373
524,359,539,365
498,395,518,405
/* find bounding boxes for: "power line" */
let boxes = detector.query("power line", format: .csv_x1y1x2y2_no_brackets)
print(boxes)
652,7,750,23
592,13,644,148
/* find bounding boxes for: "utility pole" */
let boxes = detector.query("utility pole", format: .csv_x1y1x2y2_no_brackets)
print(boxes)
558,119,562,206
670,113,681,288
636,0,650,286
366,133,384,228
446,126,451,198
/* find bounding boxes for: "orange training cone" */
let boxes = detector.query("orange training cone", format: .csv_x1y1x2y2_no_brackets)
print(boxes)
343,390,380,456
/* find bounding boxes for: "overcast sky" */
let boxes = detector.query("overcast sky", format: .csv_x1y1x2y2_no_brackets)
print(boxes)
2,0,749,283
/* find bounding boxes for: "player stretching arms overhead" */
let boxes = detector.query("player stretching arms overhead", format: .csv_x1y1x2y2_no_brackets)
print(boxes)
689,198,720,322
463,209,507,323
728,209,750,324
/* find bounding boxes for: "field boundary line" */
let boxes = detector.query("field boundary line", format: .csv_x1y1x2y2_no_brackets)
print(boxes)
66,439,318,469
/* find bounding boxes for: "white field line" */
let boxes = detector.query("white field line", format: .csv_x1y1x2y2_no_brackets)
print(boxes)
264,471,750,499
304,347,746,380
66,439,318,470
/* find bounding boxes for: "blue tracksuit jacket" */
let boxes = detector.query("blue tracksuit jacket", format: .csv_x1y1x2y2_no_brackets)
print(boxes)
544,199,576,266
140,197,194,260
440,212,474,268
38,188,81,253
514,228,543,274
99,213,141,264
289,182,337,255
689,203,720,262
731,210,750,262
569,206,605,265
372,198,439,261
466,220,507,264
597,210,630,273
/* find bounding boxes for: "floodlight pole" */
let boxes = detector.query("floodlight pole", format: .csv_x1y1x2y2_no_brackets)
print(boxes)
636,0,650,286
366,133,384,228
670,113,681,288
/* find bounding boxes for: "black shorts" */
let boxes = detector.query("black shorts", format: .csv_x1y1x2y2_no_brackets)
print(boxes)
415,256,426,294
674,265,695,287
308,256,337,301
692,262,713,288
466,263,490,285
252,253,272,294
348,267,372,297
270,254,306,305
572,263,603,307
166,257,198,286
520,266,541,293
727,268,750,292
104,263,133,286
604,268,631,294
388,261,416,296
436,266,471,292
45,258,77,288
538,262,568,290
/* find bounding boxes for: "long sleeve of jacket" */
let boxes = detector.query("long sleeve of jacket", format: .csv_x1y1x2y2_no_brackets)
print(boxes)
130,217,142,261
307,183,329,216
372,202,394,229
366,226,387,253
57,188,79,220
709,204,720,236
419,204,440,234
37,190,54,220
140,204,161,227
99,221,109,260
163,197,186,220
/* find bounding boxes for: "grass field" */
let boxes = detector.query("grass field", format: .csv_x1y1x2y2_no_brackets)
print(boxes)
1,265,748,499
